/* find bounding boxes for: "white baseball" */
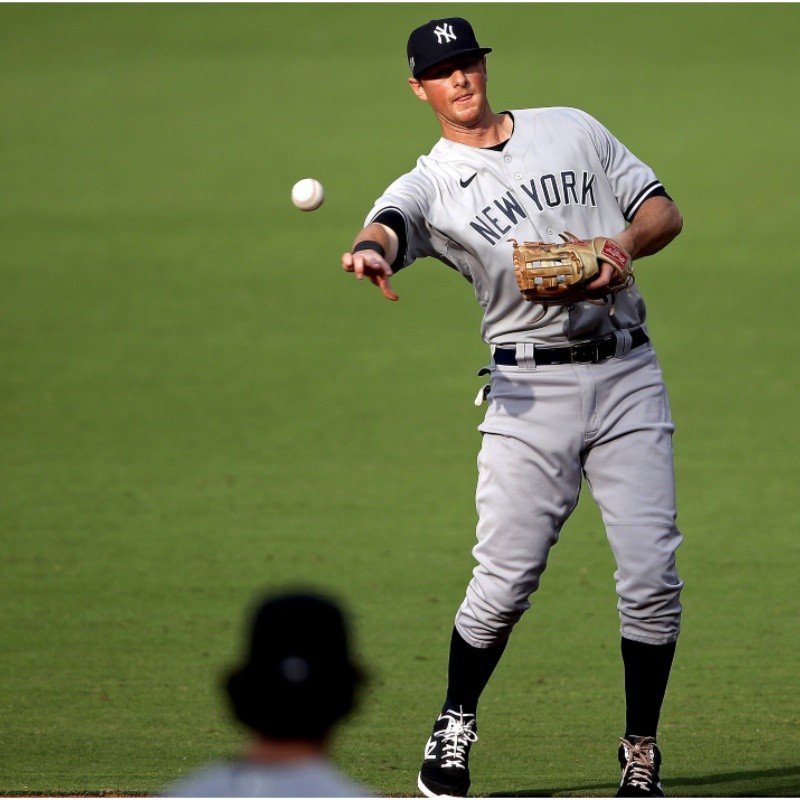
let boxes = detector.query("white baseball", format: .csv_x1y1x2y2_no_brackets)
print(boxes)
291,178,325,211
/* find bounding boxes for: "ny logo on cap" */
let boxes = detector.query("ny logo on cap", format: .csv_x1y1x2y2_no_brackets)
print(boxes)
433,23,456,44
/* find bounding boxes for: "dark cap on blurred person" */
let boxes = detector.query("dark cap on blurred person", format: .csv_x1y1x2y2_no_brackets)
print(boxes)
407,17,492,78
226,591,364,741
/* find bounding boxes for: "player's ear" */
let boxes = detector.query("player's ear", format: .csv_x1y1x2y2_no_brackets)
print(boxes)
408,77,428,102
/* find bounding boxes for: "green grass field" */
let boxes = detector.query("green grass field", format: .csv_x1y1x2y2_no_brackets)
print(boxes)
2,3,799,796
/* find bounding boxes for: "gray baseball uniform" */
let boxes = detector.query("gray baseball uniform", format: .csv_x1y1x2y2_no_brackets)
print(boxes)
365,107,683,647
163,757,372,797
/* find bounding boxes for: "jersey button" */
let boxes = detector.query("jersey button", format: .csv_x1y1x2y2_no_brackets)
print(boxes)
514,173,522,180
503,155,512,163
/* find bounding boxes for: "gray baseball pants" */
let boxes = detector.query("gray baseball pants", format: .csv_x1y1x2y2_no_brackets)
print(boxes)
455,342,683,648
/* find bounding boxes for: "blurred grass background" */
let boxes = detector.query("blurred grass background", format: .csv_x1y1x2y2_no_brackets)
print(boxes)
1,3,798,796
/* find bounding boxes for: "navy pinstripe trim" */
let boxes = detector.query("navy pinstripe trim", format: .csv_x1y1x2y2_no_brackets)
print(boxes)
625,181,668,221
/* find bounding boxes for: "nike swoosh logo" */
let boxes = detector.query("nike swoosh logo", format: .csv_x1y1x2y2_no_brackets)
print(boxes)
459,173,478,188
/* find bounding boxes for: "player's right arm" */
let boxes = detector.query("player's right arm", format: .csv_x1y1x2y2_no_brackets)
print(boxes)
342,222,401,301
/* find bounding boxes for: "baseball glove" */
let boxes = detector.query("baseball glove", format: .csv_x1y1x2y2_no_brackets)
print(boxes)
511,232,633,305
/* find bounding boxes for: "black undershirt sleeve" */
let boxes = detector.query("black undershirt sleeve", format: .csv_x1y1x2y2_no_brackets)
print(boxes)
372,209,408,272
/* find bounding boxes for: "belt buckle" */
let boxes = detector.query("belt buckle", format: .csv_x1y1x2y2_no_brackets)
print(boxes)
570,341,600,363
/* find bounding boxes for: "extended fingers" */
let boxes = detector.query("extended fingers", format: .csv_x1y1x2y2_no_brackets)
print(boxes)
353,252,390,280
342,251,382,276
341,251,398,300
374,274,399,302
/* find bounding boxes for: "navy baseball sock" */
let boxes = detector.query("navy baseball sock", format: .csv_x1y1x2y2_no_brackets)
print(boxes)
621,637,677,739
443,627,507,716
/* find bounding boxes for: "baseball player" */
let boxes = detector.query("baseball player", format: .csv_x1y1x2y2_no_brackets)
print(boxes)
341,17,684,798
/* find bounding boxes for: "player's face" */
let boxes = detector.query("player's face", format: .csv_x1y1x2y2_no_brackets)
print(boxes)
409,56,489,128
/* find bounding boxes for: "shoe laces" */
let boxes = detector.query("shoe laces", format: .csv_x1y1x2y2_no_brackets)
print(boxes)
619,737,658,791
435,708,478,770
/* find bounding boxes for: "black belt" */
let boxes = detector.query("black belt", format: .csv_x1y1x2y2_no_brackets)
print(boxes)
493,327,649,367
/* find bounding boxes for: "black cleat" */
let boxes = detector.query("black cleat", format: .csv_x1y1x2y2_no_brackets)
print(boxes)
417,707,478,797
616,736,664,797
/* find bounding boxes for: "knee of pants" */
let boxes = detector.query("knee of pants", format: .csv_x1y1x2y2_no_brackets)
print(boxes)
616,573,683,644
454,572,536,647
608,523,684,645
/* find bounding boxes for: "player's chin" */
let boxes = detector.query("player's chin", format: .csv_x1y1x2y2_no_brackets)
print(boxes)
451,102,483,126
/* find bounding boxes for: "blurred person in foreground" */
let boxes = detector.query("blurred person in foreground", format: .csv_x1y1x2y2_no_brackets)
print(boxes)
162,590,373,797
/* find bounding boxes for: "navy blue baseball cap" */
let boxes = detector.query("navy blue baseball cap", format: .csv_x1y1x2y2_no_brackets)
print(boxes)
407,17,492,78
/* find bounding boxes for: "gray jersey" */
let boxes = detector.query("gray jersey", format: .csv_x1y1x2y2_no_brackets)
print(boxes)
162,757,373,798
365,107,665,346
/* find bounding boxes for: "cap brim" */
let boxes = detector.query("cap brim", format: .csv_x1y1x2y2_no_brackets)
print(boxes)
413,47,492,78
